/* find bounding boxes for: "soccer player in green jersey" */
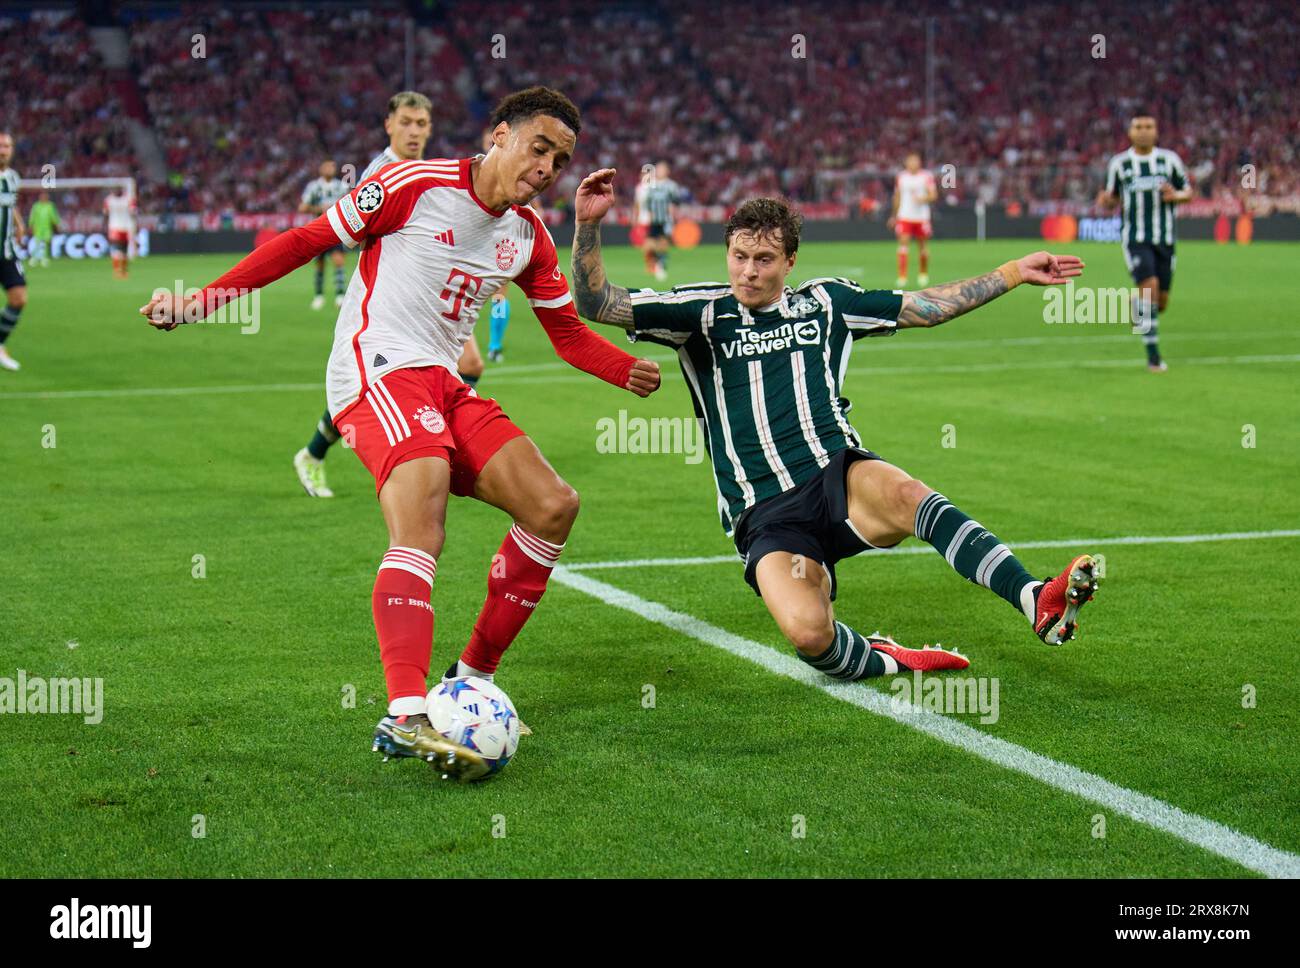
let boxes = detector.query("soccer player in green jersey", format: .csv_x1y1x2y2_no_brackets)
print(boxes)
0,131,28,372
27,191,59,268
571,168,1099,680
1096,115,1192,372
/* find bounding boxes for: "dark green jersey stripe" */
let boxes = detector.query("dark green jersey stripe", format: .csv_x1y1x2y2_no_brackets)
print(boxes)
629,277,901,532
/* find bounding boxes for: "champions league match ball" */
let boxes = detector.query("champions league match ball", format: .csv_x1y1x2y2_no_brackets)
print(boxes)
426,676,521,779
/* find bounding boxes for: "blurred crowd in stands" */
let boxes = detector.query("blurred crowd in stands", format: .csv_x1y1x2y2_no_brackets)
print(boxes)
4,0,1294,221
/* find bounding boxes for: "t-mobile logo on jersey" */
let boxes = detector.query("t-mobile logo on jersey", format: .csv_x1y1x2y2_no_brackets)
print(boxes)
440,268,484,322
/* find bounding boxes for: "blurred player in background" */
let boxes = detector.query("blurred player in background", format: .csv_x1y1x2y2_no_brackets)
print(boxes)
296,93,497,497
573,170,1099,680
104,187,136,280
888,152,937,287
1096,115,1191,372
27,190,59,268
299,160,349,310
631,164,654,275
143,88,661,779
635,161,680,280
0,131,27,371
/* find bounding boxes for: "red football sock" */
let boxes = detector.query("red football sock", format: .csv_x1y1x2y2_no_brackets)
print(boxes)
896,245,908,278
372,546,437,716
919,249,929,274
460,524,563,675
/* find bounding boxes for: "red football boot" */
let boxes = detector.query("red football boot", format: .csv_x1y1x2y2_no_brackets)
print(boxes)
1034,554,1099,645
867,632,971,672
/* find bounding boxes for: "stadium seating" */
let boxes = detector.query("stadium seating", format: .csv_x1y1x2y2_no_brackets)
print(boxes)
5,0,1295,216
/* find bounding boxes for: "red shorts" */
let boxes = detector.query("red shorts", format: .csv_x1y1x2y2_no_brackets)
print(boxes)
332,366,525,496
895,220,932,241
108,229,130,248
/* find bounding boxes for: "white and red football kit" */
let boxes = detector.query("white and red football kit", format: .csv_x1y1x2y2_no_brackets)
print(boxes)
894,169,935,241
199,156,637,494
105,193,135,249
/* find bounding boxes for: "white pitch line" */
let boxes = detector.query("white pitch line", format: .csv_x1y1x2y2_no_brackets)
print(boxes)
552,566,1300,879
564,528,1300,571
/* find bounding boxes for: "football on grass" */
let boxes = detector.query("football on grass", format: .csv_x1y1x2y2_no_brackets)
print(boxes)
426,676,521,778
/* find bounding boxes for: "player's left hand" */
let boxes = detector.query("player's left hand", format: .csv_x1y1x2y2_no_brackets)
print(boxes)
626,359,661,397
1016,251,1085,286
1160,183,1179,202
575,169,618,223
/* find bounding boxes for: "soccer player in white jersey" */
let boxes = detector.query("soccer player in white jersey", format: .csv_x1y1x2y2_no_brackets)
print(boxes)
888,153,937,287
104,188,136,281
298,160,349,311
293,91,484,498
141,88,662,780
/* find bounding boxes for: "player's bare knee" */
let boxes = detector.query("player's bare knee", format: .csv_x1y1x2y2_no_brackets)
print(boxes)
526,481,580,540
390,521,445,558
786,619,835,657
895,477,932,531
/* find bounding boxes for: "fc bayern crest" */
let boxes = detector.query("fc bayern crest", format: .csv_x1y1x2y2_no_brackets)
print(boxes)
495,238,518,271
356,181,385,213
413,405,446,434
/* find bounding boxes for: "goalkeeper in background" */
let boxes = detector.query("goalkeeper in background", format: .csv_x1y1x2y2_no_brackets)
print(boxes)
27,191,59,267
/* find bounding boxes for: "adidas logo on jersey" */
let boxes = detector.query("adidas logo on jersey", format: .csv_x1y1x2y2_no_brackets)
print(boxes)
373,353,388,367
433,228,455,246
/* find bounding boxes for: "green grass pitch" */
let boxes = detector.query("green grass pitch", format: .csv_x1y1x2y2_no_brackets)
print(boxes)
2,239,1297,877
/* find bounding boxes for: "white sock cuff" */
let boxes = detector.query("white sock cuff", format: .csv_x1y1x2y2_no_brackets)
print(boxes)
379,546,437,586
1019,581,1043,623
509,524,564,567
388,695,427,717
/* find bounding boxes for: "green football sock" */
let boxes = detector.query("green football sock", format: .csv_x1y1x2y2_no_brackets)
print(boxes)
798,622,890,680
914,491,1039,620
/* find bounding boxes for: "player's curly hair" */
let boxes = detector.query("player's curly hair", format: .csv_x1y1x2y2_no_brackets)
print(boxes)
490,87,582,136
725,197,803,257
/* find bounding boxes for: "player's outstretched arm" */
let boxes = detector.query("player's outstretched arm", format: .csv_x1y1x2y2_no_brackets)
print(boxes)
897,252,1084,329
139,215,344,330
571,168,633,330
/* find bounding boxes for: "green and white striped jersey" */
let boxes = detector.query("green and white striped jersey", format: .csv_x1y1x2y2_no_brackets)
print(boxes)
642,179,680,225
360,146,402,183
301,176,348,212
628,278,902,533
0,168,21,260
1104,147,1188,246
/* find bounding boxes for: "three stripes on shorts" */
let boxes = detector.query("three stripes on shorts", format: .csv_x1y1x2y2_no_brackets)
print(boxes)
365,378,413,446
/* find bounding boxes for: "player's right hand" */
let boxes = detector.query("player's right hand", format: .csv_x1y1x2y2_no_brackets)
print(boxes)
626,359,661,397
139,289,188,331
575,168,617,224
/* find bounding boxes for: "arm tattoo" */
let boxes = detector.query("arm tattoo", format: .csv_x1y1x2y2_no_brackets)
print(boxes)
571,222,633,329
897,269,1008,328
